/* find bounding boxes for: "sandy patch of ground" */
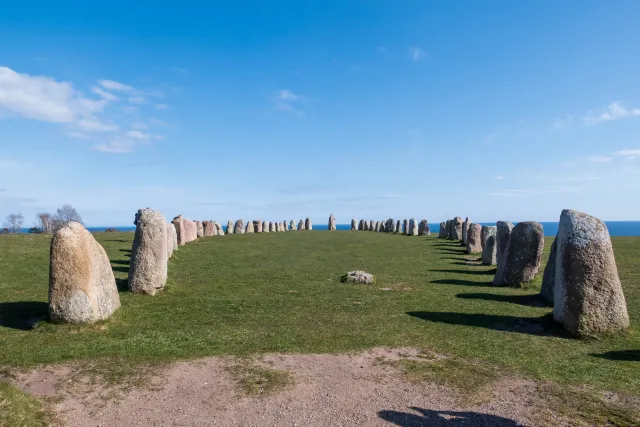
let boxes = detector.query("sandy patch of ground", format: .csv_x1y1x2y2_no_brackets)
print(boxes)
13,348,578,426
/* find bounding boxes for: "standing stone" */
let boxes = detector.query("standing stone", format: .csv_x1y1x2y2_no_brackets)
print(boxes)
172,215,186,245
481,226,497,265
226,220,234,234
403,219,409,235
275,222,280,232
373,221,379,232
195,221,204,238
298,220,305,231
351,218,357,230
329,214,337,231
444,220,451,239
540,236,557,304
167,223,178,256
408,219,418,236
214,221,224,235
234,219,245,234
358,219,364,230
246,221,255,233
263,221,270,233
49,222,121,323
480,225,492,250
165,224,173,259
129,209,168,296
282,221,288,231
395,220,401,233
553,210,629,336
495,221,544,286
465,223,483,254
305,217,312,230
438,222,446,238
418,219,430,236
493,221,514,285
452,217,463,241
254,220,263,233
203,220,215,237
379,221,386,232
462,218,470,246
183,219,198,242
367,220,373,231
290,220,296,230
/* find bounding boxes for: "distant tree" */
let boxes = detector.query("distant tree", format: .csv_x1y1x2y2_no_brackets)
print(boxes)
28,226,41,234
52,204,83,232
0,228,9,234
34,212,55,234
3,213,24,233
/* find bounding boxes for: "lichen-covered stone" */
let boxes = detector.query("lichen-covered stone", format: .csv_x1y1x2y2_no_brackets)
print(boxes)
341,270,374,285
481,226,497,265
465,223,483,254
129,209,168,296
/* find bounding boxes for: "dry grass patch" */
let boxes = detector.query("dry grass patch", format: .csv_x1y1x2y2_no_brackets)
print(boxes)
226,359,294,397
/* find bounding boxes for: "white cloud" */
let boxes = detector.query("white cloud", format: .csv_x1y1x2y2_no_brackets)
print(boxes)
76,119,118,132
91,139,135,154
552,114,573,130
586,155,612,163
91,86,118,102
99,79,134,92
278,90,299,101
613,149,640,159
409,47,429,62
124,130,150,140
64,131,90,139
155,103,169,110
274,89,305,116
494,175,505,180
128,96,147,105
583,101,640,125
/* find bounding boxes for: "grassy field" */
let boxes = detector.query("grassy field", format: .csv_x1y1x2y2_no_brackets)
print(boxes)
0,231,639,423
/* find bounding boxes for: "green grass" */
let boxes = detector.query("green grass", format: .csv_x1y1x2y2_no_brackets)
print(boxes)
0,381,54,427
226,359,293,396
0,231,638,402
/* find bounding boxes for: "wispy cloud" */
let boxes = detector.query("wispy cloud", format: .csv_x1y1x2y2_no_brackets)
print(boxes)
273,89,305,116
91,138,135,154
155,103,169,110
494,175,505,180
612,148,640,159
91,86,119,102
552,114,573,130
409,46,429,62
128,96,147,105
99,79,134,92
583,101,640,125
586,155,612,163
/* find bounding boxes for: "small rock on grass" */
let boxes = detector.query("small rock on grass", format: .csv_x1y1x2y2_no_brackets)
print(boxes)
341,270,375,285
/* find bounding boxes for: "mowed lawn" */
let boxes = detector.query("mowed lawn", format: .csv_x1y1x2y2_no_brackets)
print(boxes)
0,231,639,397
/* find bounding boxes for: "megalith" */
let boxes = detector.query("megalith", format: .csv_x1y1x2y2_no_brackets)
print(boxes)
492,221,514,285
129,208,168,296
329,214,337,231
465,223,483,254
481,226,497,265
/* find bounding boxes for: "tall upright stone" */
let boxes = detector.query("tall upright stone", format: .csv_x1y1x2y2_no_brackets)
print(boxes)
329,214,337,231
438,222,446,238
184,219,198,243
246,221,255,233
49,222,120,323
172,215,186,245
395,220,401,233
298,220,305,230
540,236,557,304
166,223,177,258
234,219,245,234
226,220,234,234
368,220,373,231
305,217,312,230
407,219,418,236
481,226,497,265
195,221,204,238
263,221,270,232
462,218,470,246
494,221,544,286
373,220,379,232
465,223,483,254
351,218,357,230
254,220,263,233
403,219,409,235
553,210,629,336
451,217,463,240
480,225,492,250
290,220,297,230
214,221,224,235
445,220,451,239
418,219,430,236
203,220,215,237
129,208,168,296
492,221,514,285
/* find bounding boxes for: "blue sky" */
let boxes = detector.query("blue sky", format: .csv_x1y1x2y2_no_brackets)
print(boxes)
1,1,640,226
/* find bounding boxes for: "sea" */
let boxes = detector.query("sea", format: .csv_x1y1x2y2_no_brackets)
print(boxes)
17,221,640,236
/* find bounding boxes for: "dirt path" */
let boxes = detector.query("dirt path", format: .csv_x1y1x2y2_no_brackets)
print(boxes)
15,348,568,426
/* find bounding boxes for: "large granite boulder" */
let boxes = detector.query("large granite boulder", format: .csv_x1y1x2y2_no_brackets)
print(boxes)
373,221,379,232
462,218,470,246
553,210,629,336
172,215,186,245
395,220,401,233
166,223,177,258
184,219,198,242
226,220,234,234
465,223,483,254
305,217,312,230
451,217,463,240
290,220,296,231
438,222,446,238
214,221,224,235
195,221,204,238
403,219,409,234
246,221,255,233
203,220,215,237
275,222,281,232
49,222,121,323
234,219,245,234
480,225,492,250
128,208,168,295
492,221,514,285
368,220,373,231
445,220,451,239
407,219,418,236
351,218,357,230
418,219,430,236
262,221,269,232
540,236,557,304
298,220,305,231
254,220,262,233
481,226,497,265
329,214,337,231
495,221,544,286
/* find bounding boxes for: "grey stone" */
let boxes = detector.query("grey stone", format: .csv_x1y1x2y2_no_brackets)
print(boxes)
298,220,305,231
438,222,446,238
553,210,629,336
214,221,224,235
368,220,374,231
290,220,297,230
408,219,418,236
246,221,255,233
305,217,312,230
418,219,430,236
462,217,470,246
262,221,269,232
481,226,497,265
495,221,544,286
492,221,514,284
226,220,234,234
341,270,375,285
203,220,215,237
451,217,463,240
183,219,198,242
351,218,357,230
128,208,168,296
195,221,204,238
49,222,120,323
403,219,409,235
395,220,401,233
465,223,483,254
329,214,337,231
540,236,557,304
172,215,186,245
234,219,245,234
166,223,177,258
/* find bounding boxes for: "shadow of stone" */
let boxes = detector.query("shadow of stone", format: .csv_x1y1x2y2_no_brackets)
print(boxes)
0,301,49,330
456,292,550,307
378,406,523,426
590,350,640,362
430,279,493,287
429,269,493,276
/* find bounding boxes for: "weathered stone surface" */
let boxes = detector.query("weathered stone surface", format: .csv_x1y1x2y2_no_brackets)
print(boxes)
305,217,312,230
203,220,215,237
358,219,364,230
267,222,273,232
166,223,177,258
480,225,491,250
351,218,357,230
49,222,121,323
282,221,288,231
402,219,409,234
438,222,446,238
465,223,483,254
275,222,280,232
290,220,296,231
540,236,557,304
481,226,497,265
262,221,269,232
172,215,186,245
495,221,544,286
451,217,463,240
298,220,305,231
128,209,168,296
553,210,629,336
418,219,430,236
445,220,451,239
226,220,234,234
407,219,418,236
214,221,224,235
492,221,514,285
329,214,337,231
246,221,255,233
395,220,401,233
341,270,374,285
195,221,204,238
379,221,386,232
234,219,245,234
183,219,198,243
374,221,380,232
462,218,470,246
368,220,374,231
